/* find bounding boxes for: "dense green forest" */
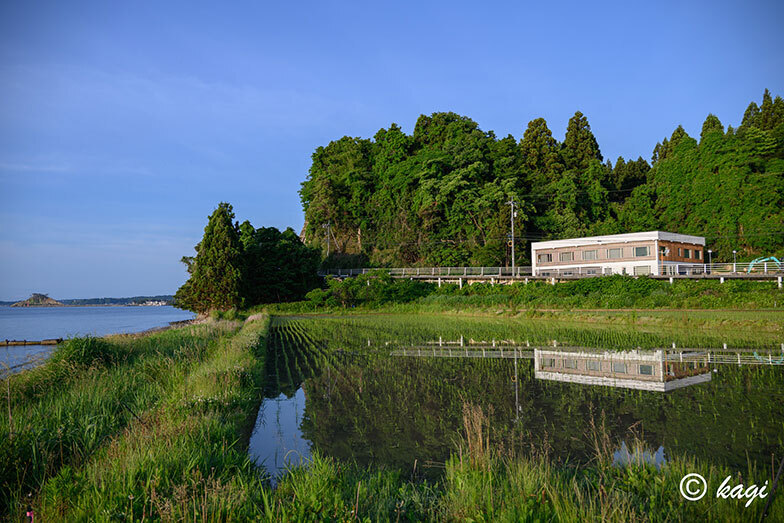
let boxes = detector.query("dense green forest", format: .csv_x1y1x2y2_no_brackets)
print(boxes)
300,90,784,267
175,203,321,312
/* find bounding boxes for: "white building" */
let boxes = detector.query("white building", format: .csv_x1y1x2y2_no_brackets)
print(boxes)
531,231,706,277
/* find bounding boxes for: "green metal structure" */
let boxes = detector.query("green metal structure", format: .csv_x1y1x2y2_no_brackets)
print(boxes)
746,256,782,273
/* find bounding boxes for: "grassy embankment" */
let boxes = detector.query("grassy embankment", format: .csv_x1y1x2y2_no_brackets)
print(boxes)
263,275,784,333
1,317,271,520
2,311,782,521
285,273,784,310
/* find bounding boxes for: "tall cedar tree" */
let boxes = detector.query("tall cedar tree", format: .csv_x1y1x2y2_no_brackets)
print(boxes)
175,203,244,312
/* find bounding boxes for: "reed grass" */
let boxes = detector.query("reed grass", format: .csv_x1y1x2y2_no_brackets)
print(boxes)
0,322,238,515
263,400,784,521
24,317,271,521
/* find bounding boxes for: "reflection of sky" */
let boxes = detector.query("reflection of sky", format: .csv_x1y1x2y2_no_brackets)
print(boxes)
613,442,666,469
0,344,53,375
249,388,312,482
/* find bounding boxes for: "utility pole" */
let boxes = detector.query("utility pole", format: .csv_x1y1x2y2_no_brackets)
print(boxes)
507,199,516,277
323,221,331,257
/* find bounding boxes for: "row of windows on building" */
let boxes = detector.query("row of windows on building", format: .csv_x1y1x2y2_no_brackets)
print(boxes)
541,358,655,375
538,265,653,277
670,247,701,260
537,245,702,264
538,246,652,264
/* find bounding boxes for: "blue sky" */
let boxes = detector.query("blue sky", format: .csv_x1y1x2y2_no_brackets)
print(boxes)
1,0,782,300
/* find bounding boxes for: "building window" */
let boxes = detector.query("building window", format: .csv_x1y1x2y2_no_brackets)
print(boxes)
678,248,682,256
586,360,601,371
612,362,627,373
696,250,702,260
684,249,691,258
583,250,597,261
634,246,649,257
538,253,552,263
542,358,555,368
608,248,622,259
559,252,574,262
563,359,577,369
639,364,654,376
634,266,651,275
585,268,600,275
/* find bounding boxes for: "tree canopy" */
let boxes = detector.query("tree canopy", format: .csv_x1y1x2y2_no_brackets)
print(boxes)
176,203,320,312
300,90,784,265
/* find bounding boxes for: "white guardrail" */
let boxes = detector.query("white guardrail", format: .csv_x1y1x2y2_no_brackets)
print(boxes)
324,266,532,277
322,263,783,278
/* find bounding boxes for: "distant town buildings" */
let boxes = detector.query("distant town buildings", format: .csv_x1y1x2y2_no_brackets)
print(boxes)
531,231,706,277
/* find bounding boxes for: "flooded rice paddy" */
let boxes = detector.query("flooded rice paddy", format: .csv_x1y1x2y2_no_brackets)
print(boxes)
248,314,784,481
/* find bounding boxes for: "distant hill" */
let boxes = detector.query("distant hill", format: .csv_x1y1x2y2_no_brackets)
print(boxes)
1,295,175,307
11,293,65,307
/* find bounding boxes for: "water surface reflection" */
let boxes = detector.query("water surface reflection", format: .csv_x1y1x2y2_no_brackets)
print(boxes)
248,316,784,481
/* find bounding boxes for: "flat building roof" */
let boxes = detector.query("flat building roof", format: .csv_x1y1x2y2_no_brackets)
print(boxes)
531,231,705,250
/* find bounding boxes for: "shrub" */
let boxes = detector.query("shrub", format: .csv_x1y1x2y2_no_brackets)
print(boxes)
51,337,117,366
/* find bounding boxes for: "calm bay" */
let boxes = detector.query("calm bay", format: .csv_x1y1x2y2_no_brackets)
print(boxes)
0,305,195,371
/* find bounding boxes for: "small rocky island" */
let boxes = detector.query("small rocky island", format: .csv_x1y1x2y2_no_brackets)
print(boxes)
11,293,65,307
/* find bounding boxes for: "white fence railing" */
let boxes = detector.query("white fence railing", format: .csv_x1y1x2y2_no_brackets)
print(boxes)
688,262,783,274
323,266,533,277
322,262,783,278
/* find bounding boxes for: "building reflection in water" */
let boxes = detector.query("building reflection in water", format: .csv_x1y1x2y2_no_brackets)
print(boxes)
534,348,711,392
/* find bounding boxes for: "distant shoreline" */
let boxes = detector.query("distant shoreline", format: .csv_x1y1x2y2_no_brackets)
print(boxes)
1,294,175,307
0,303,176,308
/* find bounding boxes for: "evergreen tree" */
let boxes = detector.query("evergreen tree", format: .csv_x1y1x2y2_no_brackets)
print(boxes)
700,114,724,143
667,125,690,154
175,203,244,313
741,101,761,129
561,111,603,171
519,117,562,194
651,138,669,164
759,89,774,130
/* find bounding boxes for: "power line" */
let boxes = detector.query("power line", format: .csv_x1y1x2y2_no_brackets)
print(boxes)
309,228,784,251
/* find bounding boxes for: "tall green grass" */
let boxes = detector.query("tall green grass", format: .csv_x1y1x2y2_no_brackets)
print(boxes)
261,403,784,522
25,317,270,521
0,322,239,518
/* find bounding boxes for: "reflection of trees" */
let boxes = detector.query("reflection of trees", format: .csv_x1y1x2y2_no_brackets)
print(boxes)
299,354,783,473
301,355,518,476
261,318,784,474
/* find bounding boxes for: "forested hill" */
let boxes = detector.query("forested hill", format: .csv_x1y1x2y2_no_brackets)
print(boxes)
300,90,784,267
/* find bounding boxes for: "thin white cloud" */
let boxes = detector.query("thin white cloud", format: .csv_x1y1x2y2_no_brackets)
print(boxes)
0,162,73,173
